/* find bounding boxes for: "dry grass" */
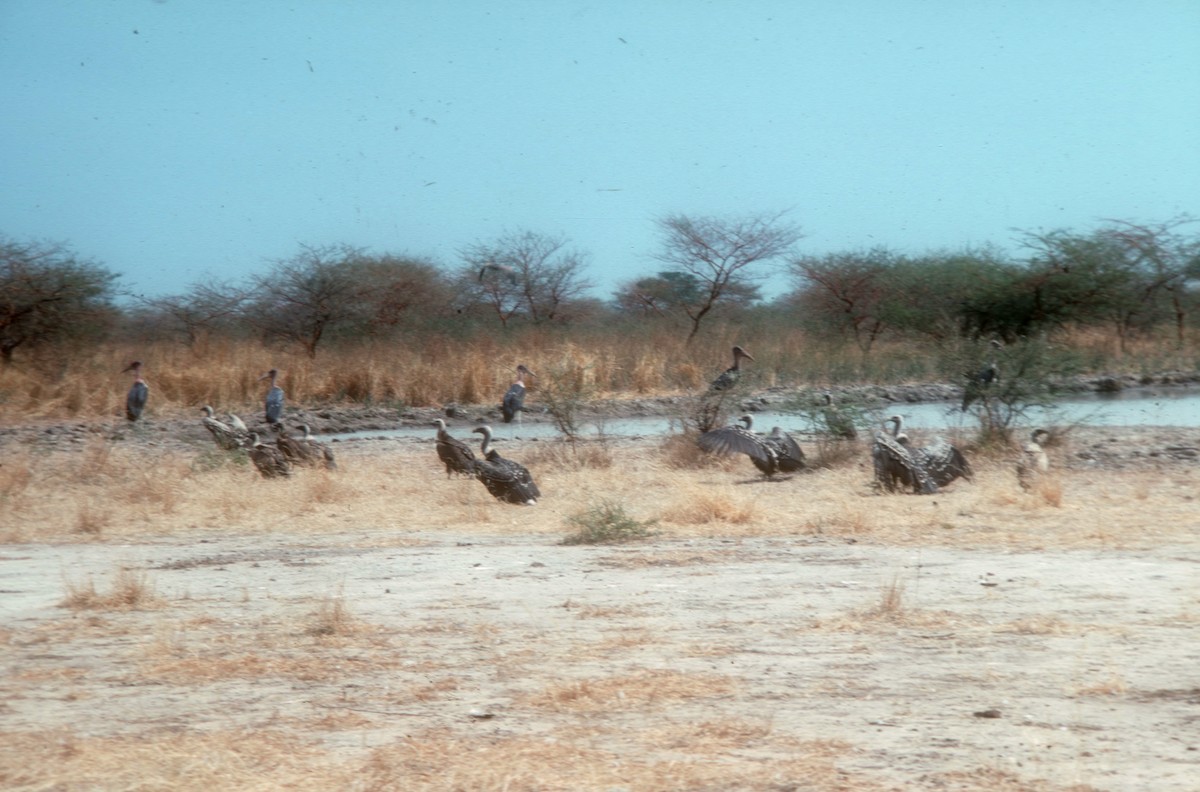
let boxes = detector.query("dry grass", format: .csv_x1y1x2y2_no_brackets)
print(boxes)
0,729,356,792
306,589,358,637
2,433,1197,554
995,615,1078,635
3,429,1194,790
527,669,737,713
1,330,952,421
870,575,906,619
60,566,162,611
355,727,873,792
1074,673,1129,697
659,480,759,526
523,438,614,470
1028,474,1065,507
23,321,1177,423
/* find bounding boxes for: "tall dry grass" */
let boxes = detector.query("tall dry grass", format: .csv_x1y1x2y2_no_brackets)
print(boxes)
15,321,1194,422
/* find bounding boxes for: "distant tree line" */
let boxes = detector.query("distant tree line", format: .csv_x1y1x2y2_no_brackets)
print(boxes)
2,213,1198,366
788,217,1200,353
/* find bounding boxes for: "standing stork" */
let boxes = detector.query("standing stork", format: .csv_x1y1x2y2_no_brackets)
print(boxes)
122,361,148,421
471,425,540,504
698,414,805,478
872,417,937,494
433,419,476,477
709,346,755,392
962,339,1003,412
695,346,755,433
1017,429,1051,491
502,364,536,424
890,416,974,488
201,405,246,451
247,432,292,478
258,368,285,426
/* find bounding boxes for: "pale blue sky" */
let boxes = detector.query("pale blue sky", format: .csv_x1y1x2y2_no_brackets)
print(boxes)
2,1,1198,300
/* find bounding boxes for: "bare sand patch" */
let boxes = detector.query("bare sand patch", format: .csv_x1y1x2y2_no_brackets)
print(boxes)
1,431,1197,790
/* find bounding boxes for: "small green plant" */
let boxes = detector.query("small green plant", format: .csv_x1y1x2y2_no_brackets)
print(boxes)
779,390,876,441
190,447,249,472
950,336,1083,445
561,500,656,545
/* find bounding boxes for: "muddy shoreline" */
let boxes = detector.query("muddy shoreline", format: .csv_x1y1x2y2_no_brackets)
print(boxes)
3,373,1199,470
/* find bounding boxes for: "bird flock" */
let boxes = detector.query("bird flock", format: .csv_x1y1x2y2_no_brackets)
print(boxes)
196,366,339,478
121,346,1047,499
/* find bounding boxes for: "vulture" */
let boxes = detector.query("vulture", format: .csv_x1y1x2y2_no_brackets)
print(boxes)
698,414,806,477
471,425,540,505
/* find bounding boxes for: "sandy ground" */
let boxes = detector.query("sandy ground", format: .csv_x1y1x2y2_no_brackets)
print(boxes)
1,419,1199,790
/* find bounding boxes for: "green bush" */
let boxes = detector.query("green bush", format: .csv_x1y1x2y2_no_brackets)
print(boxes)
561,500,656,545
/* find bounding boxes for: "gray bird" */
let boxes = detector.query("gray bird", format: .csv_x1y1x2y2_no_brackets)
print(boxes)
201,405,246,451
502,364,535,424
258,368,285,426
1017,429,1050,491
709,346,754,392
123,361,148,421
890,416,974,488
434,418,476,477
297,424,338,470
962,339,1003,412
872,417,937,495
471,425,540,505
698,414,805,477
478,261,518,283
247,432,292,478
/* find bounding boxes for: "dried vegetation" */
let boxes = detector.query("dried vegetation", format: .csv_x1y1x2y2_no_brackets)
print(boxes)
1,348,1198,789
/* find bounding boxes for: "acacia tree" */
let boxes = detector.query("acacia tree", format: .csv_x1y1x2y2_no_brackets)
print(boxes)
614,271,759,329
349,254,454,336
458,231,593,327
786,248,895,355
247,243,366,357
0,238,118,364
141,279,248,348
1097,217,1200,347
882,248,1015,341
652,211,802,343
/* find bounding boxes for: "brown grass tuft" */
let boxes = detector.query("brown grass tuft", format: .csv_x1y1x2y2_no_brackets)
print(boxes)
73,500,111,535
60,566,162,611
306,591,358,637
1035,475,1064,507
358,726,864,792
0,729,351,791
661,485,757,525
659,431,720,470
996,615,1075,635
523,439,613,470
872,575,905,618
528,669,737,713
1074,673,1129,697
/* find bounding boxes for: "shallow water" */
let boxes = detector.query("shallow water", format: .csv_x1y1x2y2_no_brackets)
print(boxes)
325,387,1200,443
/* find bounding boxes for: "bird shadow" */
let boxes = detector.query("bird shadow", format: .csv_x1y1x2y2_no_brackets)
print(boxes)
733,475,798,485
